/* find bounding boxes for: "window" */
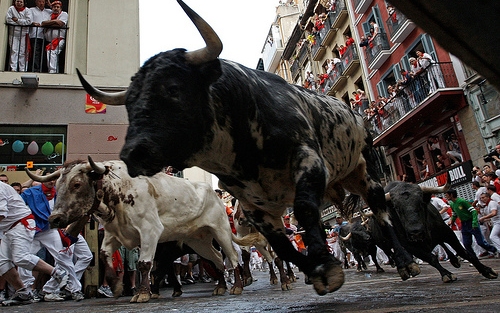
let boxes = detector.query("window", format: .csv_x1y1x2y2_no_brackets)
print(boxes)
478,83,500,120
0,125,67,171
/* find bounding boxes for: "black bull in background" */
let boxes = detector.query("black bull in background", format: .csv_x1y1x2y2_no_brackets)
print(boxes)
78,0,421,295
369,181,497,282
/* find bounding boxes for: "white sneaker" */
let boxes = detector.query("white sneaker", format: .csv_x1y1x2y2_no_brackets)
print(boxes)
44,292,65,302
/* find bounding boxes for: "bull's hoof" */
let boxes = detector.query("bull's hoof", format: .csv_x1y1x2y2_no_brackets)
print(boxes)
408,262,421,277
281,282,293,291
130,294,139,303
304,274,312,285
310,260,345,295
450,257,461,268
397,268,411,281
270,277,278,285
150,293,160,299
481,267,498,279
442,273,457,283
172,290,183,297
212,287,227,296
229,286,243,295
135,292,151,303
244,277,253,286
289,274,297,283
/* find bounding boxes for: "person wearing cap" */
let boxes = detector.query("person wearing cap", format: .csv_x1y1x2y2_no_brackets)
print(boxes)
41,0,68,73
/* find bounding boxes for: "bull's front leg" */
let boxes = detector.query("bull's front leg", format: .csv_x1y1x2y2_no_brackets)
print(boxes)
292,159,344,295
130,226,163,303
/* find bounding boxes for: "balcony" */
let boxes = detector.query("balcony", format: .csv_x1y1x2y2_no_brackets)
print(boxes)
325,62,347,95
329,0,348,30
385,8,416,43
298,41,309,65
262,27,284,73
368,62,465,147
291,58,300,80
311,34,325,61
363,32,391,70
4,24,68,73
340,44,359,76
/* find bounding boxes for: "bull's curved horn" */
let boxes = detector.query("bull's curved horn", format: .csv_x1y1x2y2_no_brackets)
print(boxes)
340,232,352,241
76,69,127,106
385,192,391,201
420,183,451,194
177,0,223,65
25,168,61,182
87,156,107,175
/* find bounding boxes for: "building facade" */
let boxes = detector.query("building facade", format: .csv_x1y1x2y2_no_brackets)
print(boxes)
262,0,500,208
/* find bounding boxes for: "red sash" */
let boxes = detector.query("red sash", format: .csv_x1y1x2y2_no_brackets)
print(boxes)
8,214,37,231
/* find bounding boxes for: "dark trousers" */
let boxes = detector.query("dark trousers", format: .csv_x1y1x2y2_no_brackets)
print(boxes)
29,38,45,72
461,219,497,255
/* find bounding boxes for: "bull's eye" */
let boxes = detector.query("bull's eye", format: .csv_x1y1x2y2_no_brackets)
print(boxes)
159,84,179,100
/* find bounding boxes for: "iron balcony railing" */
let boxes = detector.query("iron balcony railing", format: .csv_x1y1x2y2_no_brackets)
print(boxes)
298,41,309,65
367,62,459,137
327,0,346,26
385,6,409,37
340,44,358,71
5,23,68,73
363,32,390,65
291,58,300,79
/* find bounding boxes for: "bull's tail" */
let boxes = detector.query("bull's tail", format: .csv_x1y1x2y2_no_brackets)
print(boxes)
232,232,267,247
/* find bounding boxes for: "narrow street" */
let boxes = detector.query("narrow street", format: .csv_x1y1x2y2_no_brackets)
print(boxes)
9,258,500,313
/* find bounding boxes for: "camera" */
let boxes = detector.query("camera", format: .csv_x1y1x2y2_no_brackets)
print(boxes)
483,154,493,163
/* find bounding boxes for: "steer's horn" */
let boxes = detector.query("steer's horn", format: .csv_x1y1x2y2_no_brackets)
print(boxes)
385,192,391,201
420,183,451,194
87,156,107,175
340,232,352,241
177,0,223,65
25,168,61,182
76,69,126,105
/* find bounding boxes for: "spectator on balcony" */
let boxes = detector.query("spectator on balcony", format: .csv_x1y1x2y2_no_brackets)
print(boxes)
416,50,445,94
368,20,380,47
387,84,404,120
328,0,337,13
446,133,463,166
398,69,417,109
6,0,32,72
337,45,346,57
42,0,67,74
351,91,362,115
427,135,443,164
345,35,354,47
357,89,369,116
387,5,398,27
28,0,51,72
436,160,446,172
419,159,431,180
314,13,325,32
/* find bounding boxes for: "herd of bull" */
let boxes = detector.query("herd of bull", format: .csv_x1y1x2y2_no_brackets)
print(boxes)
24,0,498,303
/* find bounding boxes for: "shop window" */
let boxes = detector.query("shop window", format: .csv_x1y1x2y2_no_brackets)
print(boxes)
0,126,67,172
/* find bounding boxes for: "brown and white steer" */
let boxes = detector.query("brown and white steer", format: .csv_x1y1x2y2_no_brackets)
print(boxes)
26,157,243,303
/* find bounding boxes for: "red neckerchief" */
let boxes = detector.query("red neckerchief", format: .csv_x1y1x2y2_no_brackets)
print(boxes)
15,6,26,12
51,12,60,20
42,184,56,201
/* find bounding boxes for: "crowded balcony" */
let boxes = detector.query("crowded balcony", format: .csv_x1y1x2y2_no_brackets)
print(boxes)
367,62,465,147
4,24,68,74
340,44,359,76
363,32,391,70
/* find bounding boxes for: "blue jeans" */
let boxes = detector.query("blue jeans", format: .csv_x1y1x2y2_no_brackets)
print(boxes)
461,219,497,255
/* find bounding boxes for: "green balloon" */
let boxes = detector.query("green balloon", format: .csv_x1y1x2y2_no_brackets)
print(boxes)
41,142,54,156
54,141,65,154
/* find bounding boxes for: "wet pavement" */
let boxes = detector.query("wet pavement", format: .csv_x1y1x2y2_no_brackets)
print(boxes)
6,258,500,313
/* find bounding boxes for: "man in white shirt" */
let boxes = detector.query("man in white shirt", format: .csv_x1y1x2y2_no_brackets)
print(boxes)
28,0,51,72
41,1,68,73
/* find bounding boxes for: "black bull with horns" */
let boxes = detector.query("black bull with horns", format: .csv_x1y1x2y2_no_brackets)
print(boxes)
76,0,420,295
371,181,498,282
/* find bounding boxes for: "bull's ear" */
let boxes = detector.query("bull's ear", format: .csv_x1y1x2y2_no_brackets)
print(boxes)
198,59,222,85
